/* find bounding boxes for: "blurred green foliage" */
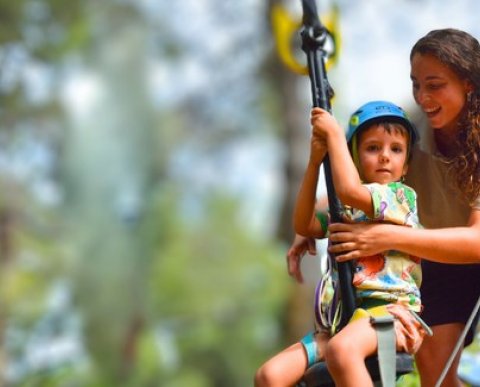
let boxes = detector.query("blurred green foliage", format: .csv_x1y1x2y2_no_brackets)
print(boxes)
151,191,289,386
1,1,477,386
0,1,296,386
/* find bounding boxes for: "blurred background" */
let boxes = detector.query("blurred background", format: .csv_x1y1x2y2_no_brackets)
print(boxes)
1,0,479,386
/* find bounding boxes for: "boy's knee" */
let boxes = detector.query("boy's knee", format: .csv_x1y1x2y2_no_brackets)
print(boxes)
254,366,267,387
325,335,356,371
254,367,267,387
254,363,279,387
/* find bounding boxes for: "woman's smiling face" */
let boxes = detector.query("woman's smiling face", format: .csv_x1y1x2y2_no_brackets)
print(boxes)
410,53,471,136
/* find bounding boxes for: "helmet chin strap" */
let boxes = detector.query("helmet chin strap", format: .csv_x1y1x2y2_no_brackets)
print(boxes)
351,133,361,170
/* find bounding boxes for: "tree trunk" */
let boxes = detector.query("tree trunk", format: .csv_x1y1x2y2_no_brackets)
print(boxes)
62,3,156,382
0,206,12,386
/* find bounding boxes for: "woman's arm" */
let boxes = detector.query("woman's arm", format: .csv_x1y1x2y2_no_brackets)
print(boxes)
286,234,317,283
287,197,329,283
328,209,480,264
310,108,372,215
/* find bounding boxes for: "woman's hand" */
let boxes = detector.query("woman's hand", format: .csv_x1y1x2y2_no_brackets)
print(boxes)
286,234,317,283
327,222,393,261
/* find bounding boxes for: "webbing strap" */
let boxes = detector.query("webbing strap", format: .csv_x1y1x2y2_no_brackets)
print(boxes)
371,316,396,387
435,294,480,387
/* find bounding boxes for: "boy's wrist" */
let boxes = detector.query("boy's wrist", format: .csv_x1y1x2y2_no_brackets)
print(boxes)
327,128,345,146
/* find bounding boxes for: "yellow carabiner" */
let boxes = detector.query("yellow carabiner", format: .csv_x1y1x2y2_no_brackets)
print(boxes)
271,3,340,75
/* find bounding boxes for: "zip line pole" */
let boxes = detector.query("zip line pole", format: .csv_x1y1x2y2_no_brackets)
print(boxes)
300,0,355,329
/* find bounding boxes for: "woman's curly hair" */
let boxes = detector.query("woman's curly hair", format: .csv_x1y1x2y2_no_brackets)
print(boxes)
411,28,480,204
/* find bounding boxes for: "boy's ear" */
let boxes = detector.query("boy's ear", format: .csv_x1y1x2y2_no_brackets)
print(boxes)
402,163,409,176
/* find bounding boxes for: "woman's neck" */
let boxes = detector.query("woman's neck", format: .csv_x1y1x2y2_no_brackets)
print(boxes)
434,128,459,158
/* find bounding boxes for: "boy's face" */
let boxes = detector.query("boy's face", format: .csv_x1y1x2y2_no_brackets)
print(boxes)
357,124,409,184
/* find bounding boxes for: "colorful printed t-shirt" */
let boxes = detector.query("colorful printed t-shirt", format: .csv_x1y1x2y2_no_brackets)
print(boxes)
342,181,422,312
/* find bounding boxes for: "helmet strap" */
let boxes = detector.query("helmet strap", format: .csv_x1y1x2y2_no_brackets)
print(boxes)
351,134,361,171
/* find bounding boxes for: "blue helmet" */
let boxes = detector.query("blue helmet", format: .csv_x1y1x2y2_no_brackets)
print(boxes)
346,100,418,146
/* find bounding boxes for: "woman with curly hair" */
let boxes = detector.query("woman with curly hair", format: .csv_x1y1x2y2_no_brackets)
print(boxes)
321,28,480,386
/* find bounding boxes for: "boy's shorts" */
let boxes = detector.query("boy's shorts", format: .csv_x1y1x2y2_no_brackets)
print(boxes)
301,300,431,368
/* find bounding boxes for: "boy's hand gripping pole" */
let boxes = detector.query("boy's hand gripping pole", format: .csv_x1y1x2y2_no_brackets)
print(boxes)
300,0,355,330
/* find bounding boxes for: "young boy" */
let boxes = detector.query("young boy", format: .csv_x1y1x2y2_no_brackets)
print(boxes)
255,101,431,387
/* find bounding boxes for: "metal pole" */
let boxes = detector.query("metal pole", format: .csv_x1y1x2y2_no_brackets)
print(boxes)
300,0,355,329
